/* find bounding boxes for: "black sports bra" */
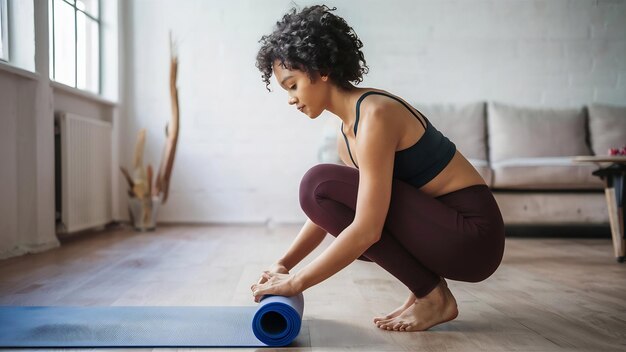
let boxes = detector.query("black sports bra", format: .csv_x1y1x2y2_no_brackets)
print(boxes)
340,91,456,189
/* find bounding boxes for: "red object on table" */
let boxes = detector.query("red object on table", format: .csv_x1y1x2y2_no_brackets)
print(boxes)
608,146,626,156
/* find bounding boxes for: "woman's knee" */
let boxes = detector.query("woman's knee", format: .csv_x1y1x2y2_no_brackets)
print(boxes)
299,163,347,213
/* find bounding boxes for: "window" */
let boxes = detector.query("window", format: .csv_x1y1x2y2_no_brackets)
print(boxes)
0,0,8,61
49,0,100,94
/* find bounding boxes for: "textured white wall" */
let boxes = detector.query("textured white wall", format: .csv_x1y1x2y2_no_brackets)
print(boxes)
120,0,626,224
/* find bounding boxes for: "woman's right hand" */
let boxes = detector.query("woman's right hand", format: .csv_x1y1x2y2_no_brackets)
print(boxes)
254,262,289,301
257,262,289,284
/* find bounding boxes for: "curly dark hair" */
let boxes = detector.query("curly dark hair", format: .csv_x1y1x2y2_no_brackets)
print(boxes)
256,5,369,91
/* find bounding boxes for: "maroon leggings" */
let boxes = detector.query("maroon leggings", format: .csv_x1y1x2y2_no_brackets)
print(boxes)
299,164,505,298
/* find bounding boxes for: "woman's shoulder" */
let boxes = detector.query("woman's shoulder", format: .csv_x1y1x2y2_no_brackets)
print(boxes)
357,89,412,123
355,90,408,140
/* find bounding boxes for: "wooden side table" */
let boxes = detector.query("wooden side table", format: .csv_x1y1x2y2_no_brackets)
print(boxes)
573,156,626,263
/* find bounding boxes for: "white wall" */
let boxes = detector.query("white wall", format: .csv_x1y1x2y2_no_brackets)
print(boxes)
120,0,626,224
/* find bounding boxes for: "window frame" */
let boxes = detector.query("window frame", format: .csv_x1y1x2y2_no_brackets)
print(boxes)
0,0,8,62
50,0,101,94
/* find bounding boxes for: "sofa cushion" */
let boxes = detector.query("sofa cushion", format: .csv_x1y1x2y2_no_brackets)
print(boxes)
492,157,603,190
488,103,592,163
588,103,626,156
416,102,486,161
468,158,493,186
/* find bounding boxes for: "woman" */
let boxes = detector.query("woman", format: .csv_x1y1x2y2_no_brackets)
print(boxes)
251,5,505,332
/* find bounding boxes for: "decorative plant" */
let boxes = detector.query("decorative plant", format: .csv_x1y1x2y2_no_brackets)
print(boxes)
120,32,180,229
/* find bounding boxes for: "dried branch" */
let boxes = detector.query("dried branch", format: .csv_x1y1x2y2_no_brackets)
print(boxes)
155,31,180,204
132,129,148,199
146,164,153,198
119,166,134,191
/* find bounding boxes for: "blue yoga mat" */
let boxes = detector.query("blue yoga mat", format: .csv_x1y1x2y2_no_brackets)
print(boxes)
0,294,304,347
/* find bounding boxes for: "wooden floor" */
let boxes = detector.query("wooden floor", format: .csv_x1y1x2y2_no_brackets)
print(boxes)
1,224,625,352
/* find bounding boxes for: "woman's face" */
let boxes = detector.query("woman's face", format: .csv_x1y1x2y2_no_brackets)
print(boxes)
272,61,329,119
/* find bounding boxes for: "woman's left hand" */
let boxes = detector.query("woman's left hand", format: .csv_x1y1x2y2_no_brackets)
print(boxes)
251,271,302,302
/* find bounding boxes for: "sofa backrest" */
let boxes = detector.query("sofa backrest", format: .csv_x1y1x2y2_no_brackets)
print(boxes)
487,102,592,163
416,102,487,161
588,103,626,156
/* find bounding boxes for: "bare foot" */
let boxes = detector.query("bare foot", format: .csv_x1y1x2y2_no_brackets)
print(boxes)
373,292,416,324
376,279,458,332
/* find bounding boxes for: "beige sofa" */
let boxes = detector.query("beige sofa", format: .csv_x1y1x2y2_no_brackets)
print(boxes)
319,102,626,225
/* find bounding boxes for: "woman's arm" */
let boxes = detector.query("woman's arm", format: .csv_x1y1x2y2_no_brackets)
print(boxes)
277,218,328,271
293,111,397,291
252,109,398,298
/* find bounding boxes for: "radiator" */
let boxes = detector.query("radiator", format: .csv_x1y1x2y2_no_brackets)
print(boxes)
59,113,113,233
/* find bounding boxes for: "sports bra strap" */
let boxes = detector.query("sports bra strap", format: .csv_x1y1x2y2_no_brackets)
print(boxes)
353,91,427,136
340,91,428,169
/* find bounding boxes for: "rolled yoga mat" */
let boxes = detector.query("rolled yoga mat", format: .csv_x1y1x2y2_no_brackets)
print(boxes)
0,294,304,348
